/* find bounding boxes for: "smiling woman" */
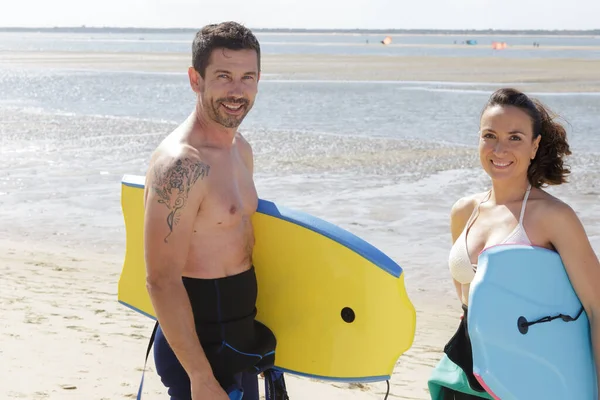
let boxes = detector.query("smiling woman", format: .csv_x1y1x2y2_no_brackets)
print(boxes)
478,88,572,189
431,87,600,399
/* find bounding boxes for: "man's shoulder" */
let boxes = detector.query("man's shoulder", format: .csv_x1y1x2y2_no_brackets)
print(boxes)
235,131,253,152
148,145,211,188
234,131,254,171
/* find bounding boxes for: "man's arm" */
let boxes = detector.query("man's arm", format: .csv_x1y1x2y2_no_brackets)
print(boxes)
236,133,254,176
143,154,218,386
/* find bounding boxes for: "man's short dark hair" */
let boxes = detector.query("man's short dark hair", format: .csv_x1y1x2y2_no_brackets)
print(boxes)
192,21,261,78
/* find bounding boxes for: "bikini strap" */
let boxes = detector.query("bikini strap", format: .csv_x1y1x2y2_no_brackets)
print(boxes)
463,190,491,234
518,184,532,225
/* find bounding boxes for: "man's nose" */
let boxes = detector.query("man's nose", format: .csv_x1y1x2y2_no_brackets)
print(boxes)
227,81,244,98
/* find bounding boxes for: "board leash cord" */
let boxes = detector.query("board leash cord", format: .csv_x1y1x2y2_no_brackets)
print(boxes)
517,306,585,334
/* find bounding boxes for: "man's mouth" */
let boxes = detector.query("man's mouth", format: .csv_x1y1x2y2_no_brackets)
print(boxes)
219,100,247,116
222,103,243,111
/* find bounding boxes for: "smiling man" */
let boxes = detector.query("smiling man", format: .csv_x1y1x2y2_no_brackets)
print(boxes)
143,22,288,400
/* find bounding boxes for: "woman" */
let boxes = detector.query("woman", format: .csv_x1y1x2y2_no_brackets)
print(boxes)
444,88,600,399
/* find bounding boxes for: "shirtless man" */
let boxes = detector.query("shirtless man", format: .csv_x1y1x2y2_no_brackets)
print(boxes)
143,22,283,400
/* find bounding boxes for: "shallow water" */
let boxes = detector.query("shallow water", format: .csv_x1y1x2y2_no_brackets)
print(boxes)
1,37,599,299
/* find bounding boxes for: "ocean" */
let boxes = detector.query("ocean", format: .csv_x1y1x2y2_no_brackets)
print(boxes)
1,30,600,58
1,30,599,299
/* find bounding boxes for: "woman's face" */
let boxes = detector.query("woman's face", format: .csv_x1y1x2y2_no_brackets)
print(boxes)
479,105,541,184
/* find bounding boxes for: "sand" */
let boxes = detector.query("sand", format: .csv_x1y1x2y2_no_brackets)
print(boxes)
0,236,458,400
2,50,600,93
6,181,596,399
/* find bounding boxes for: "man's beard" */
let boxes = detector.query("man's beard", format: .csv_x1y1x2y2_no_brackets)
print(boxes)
207,96,251,128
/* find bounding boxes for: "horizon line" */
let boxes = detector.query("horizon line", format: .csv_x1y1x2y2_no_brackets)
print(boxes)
0,26,599,34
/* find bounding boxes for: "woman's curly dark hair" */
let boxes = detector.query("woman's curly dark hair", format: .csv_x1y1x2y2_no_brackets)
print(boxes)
482,88,572,188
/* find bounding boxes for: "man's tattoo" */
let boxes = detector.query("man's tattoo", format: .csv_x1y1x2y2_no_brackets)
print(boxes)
152,158,210,243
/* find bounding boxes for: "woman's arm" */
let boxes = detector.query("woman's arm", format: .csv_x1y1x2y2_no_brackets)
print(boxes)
449,196,477,303
544,202,600,396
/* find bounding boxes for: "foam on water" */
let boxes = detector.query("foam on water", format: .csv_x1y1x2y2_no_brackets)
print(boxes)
1,56,599,298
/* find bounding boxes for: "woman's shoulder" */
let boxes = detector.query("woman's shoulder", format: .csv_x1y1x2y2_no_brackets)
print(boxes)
450,191,490,234
528,188,580,228
530,188,574,213
450,191,488,217
527,189,595,263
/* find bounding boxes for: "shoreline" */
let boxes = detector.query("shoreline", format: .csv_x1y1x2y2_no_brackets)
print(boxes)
2,51,600,93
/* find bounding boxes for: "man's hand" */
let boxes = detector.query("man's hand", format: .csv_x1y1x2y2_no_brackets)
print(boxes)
191,378,230,400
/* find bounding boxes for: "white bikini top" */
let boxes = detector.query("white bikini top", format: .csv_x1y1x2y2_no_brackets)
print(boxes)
448,185,533,284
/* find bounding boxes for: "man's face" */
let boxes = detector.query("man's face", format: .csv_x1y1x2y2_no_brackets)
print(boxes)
191,48,260,129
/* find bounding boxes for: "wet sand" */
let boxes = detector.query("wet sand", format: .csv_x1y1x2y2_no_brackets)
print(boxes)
2,50,600,92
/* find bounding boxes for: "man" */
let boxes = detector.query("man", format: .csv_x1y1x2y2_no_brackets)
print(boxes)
143,22,287,400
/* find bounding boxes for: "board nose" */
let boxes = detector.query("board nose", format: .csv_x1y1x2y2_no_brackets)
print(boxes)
473,373,500,400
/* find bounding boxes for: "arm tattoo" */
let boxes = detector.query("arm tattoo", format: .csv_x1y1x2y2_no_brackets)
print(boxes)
152,158,210,243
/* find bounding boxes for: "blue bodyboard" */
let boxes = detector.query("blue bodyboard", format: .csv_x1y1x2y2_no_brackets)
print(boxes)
468,244,597,399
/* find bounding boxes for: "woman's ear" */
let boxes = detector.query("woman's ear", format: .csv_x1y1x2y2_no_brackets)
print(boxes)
531,135,542,160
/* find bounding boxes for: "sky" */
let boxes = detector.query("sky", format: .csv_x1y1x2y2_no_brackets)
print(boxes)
1,0,599,31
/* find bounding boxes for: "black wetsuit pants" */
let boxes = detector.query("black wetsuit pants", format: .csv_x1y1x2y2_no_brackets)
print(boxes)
152,267,284,399
442,304,488,399
154,324,259,400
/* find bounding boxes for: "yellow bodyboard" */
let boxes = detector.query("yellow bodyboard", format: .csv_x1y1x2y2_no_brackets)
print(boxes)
118,174,416,381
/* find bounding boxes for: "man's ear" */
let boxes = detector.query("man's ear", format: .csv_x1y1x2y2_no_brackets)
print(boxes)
188,67,203,93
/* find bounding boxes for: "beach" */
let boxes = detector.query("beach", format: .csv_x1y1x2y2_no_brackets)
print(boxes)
3,50,600,93
1,36,599,399
0,235,460,400
0,208,464,400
